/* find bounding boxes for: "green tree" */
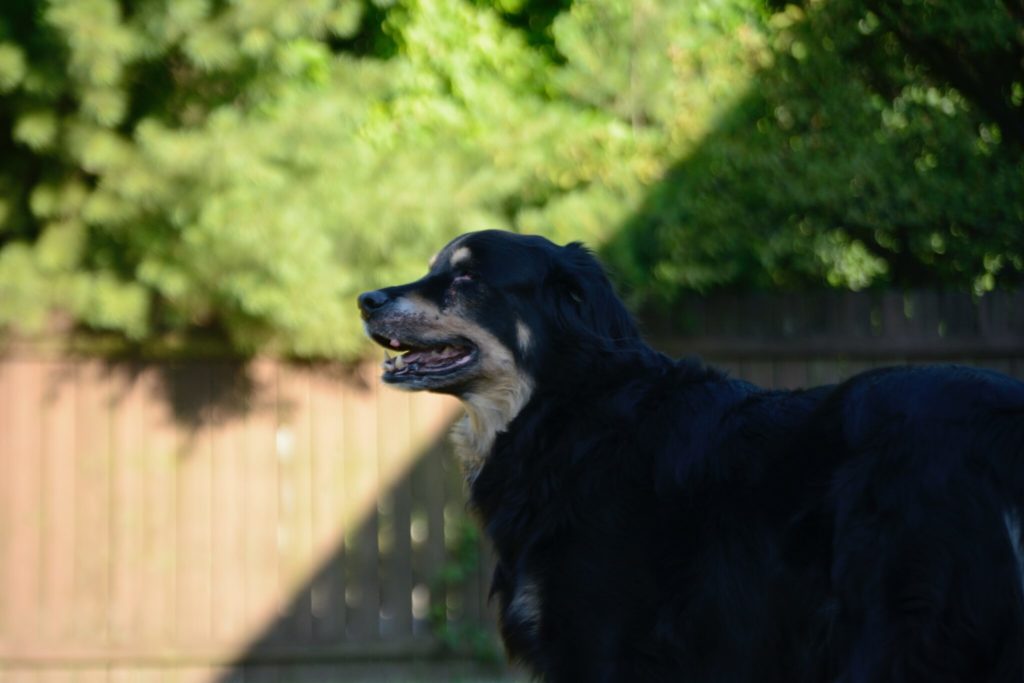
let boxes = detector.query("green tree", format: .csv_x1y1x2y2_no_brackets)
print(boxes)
0,0,369,349
0,0,638,356
0,0,1021,358
605,0,1024,301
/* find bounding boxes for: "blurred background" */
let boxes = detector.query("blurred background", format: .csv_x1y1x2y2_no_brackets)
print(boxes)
0,0,1021,680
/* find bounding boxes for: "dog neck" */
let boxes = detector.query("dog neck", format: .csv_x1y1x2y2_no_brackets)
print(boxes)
451,376,534,483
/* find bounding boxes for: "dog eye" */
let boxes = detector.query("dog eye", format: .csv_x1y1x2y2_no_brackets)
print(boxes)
452,270,476,285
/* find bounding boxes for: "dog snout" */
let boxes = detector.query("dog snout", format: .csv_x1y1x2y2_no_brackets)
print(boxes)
358,289,391,319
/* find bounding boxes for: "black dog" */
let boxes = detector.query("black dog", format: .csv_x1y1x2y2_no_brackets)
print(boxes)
359,230,1024,682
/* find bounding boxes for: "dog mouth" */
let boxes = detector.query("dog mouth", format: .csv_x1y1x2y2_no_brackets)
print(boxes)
371,333,479,385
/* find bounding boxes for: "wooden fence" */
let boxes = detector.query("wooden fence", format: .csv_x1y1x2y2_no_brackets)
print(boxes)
0,290,1022,682
648,289,1024,385
0,359,490,682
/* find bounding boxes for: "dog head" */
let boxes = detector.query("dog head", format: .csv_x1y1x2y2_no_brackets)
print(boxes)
357,230,641,398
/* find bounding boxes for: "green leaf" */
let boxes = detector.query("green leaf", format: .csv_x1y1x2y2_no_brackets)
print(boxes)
0,42,26,92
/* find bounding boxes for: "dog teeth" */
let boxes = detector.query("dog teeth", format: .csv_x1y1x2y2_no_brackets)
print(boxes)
394,355,406,370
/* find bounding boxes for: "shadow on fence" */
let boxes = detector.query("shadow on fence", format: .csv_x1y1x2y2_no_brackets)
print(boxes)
0,290,1022,682
0,358,509,682
209,428,507,683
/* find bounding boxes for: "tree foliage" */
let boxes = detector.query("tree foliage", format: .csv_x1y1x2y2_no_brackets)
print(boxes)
606,0,1024,303
0,0,1020,358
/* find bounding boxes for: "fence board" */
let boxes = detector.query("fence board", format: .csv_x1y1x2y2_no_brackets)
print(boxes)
139,365,177,644
0,359,7,638
378,387,414,639
40,362,77,643
408,401,437,638
342,372,380,640
210,364,247,645
110,365,146,645
275,367,314,643
7,360,44,643
442,439,477,630
245,360,282,641
422,433,449,639
176,363,213,644
309,369,346,642
74,360,112,644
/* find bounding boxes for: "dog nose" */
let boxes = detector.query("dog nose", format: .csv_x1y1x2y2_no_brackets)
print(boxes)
358,290,390,318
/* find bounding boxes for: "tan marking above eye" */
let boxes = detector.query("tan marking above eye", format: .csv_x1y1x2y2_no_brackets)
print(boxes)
428,251,439,269
450,246,472,269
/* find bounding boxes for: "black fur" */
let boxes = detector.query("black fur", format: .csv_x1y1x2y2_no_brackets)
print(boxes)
362,231,1024,682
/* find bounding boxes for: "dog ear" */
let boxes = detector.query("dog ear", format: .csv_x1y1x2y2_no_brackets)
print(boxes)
548,242,641,350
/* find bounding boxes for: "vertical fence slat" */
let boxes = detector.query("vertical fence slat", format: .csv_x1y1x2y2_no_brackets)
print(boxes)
295,368,317,645
391,472,416,637
139,364,177,645
40,361,77,644
422,409,450,641
74,361,111,644
110,365,146,645
378,387,414,639
343,373,380,640
445,435,481,631
245,360,281,640
880,290,912,349
176,363,213,644
0,358,7,639
310,368,346,642
7,360,44,644
276,365,315,644
408,401,432,638
210,363,247,646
